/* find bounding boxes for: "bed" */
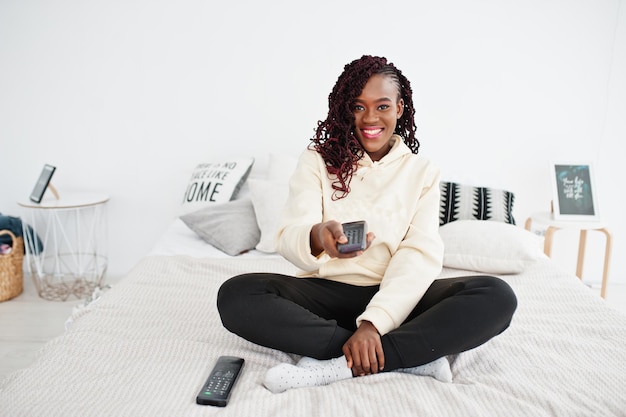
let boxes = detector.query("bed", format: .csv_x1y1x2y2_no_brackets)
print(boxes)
1,156,626,417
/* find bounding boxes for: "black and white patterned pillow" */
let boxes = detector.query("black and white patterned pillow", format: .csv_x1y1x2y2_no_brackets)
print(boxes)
439,182,515,226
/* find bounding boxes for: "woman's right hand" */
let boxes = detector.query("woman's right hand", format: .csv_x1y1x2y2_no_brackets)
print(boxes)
310,220,374,258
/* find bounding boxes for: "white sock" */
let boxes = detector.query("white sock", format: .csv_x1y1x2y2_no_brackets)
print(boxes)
295,356,319,368
301,356,451,382
263,356,353,393
397,356,452,383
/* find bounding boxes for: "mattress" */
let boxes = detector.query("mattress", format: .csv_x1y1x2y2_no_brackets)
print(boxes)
1,244,625,416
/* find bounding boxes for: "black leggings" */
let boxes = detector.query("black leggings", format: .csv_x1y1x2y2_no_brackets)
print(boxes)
217,273,517,371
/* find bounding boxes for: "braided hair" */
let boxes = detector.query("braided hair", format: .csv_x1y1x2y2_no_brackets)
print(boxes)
310,55,419,200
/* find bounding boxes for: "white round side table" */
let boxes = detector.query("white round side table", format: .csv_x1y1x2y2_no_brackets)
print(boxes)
18,192,109,301
524,211,612,299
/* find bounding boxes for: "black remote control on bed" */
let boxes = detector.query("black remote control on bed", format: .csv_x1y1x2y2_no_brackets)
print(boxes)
196,356,244,407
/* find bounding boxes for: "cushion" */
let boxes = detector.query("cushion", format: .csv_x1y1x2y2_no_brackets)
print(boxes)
267,153,298,182
439,220,544,274
179,198,260,256
248,178,290,253
180,158,254,215
439,182,515,226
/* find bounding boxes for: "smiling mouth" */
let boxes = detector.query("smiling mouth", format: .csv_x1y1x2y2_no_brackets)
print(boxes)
361,128,383,139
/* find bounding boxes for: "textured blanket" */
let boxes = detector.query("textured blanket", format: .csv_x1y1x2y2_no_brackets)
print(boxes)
1,255,625,417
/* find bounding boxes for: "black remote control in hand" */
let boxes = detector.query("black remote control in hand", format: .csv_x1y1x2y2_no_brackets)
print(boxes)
337,221,368,253
196,356,244,407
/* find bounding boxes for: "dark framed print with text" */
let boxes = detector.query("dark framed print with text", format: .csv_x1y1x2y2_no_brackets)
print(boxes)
550,162,600,221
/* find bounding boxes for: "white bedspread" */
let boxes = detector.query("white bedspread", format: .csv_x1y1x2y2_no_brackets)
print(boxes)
1,255,625,417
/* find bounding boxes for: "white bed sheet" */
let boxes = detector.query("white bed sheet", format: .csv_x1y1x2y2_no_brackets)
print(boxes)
1,221,626,416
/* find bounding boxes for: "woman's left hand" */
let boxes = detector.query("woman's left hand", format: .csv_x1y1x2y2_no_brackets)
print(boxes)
342,321,385,376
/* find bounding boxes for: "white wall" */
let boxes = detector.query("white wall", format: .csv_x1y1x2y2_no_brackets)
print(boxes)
1,0,624,286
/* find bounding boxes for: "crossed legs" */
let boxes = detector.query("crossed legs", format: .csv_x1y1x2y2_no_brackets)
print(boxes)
217,273,517,390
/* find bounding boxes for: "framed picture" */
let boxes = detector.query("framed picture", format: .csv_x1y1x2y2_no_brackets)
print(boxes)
29,164,56,203
550,162,600,221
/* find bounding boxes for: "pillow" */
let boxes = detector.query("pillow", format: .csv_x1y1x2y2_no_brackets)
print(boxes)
439,182,515,226
179,198,260,256
267,153,298,182
439,220,544,274
248,178,290,253
180,158,254,215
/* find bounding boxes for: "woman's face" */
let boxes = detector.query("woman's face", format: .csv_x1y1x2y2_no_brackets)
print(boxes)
352,73,404,161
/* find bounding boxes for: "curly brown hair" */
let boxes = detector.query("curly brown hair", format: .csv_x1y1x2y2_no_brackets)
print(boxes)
310,55,419,200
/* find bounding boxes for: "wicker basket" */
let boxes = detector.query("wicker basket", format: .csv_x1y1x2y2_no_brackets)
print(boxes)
0,229,24,302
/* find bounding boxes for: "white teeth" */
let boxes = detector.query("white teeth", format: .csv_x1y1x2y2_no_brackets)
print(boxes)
363,129,382,135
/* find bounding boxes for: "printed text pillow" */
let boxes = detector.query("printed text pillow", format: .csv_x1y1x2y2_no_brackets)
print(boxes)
180,158,254,215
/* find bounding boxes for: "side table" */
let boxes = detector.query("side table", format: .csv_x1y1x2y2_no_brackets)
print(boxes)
524,212,612,299
18,192,109,301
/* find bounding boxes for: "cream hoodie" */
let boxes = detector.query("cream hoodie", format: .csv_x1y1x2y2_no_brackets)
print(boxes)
275,135,444,336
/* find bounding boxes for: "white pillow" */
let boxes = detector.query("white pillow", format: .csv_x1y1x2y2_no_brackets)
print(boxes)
439,220,545,274
267,153,298,182
248,178,290,253
180,158,254,215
